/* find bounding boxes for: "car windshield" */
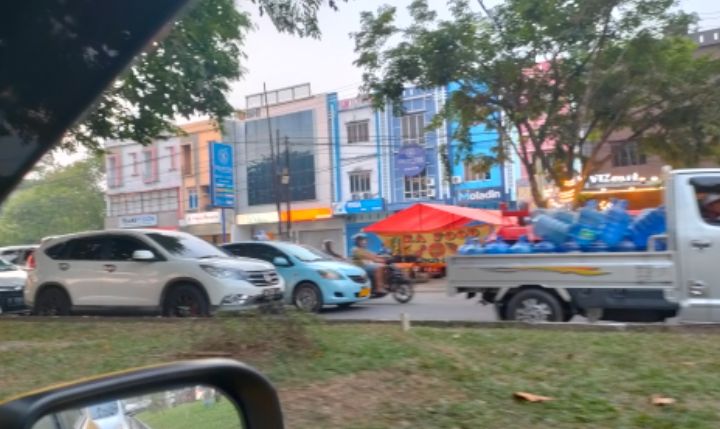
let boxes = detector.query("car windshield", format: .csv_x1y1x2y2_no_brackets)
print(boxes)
0,259,18,272
283,244,330,263
87,401,119,420
146,233,228,259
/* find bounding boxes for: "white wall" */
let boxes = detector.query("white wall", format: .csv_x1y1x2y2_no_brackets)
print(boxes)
337,103,380,202
105,138,182,195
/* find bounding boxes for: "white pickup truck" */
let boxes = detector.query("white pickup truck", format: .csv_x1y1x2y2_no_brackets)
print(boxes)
447,168,720,323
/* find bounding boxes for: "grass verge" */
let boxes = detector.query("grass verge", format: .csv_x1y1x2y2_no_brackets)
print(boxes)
2,315,720,428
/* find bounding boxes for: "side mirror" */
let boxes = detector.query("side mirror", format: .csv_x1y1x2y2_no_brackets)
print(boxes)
132,250,155,261
0,359,284,429
272,256,290,267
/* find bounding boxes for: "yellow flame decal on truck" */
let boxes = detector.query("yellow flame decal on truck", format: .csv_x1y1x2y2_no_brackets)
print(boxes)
488,266,609,276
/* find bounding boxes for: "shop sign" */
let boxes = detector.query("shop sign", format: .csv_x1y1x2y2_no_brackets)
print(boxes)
344,198,385,214
118,214,157,228
456,187,504,203
185,211,221,226
332,202,347,215
209,141,235,208
395,144,426,177
380,224,495,261
586,172,659,187
280,207,333,222
236,212,279,225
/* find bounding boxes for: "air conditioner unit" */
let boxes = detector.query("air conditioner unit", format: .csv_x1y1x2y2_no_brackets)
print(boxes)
362,192,373,200
451,176,463,185
426,189,436,198
426,177,436,187
351,193,361,201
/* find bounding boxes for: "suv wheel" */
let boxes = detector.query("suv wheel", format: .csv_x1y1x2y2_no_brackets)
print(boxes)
293,282,323,313
34,287,71,316
163,284,209,317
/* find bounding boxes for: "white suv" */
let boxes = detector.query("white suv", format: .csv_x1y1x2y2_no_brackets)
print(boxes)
25,229,285,316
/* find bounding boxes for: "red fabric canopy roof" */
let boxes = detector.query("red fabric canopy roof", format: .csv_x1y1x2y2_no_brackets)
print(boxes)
364,203,510,234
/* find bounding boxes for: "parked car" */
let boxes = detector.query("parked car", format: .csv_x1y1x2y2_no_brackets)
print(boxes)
0,245,38,267
222,241,371,312
25,229,285,316
0,258,28,314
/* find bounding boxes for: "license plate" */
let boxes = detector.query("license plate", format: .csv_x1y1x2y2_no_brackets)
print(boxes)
263,288,279,296
359,288,370,298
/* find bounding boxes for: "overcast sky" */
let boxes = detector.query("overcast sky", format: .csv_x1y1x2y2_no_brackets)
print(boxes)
227,0,720,108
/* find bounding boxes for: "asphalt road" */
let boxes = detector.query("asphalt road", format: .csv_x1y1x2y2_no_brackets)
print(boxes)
321,288,498,322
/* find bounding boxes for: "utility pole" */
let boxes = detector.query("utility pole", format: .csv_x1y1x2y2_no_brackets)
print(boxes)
263,82,282,239
275,128,283,239
283,136,292,240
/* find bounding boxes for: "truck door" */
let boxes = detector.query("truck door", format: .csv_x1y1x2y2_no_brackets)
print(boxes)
677,175,720,322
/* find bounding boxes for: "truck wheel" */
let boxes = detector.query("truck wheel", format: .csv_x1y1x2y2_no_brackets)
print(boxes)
506,289,564,322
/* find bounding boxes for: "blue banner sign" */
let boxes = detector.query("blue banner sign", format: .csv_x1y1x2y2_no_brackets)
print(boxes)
209,141,235,208
344,198,385,214
395,144,426,177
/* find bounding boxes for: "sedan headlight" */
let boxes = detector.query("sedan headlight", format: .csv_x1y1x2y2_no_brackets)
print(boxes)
317,269,344,280
200,265,248,280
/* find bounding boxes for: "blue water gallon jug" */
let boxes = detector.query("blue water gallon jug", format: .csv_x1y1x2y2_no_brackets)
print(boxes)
533,241,556,253
532,213,570,246
571,200,606,249
552,209,576,225
613,238,637,252
509,236,533,254
601,199,632,248
586,240,609,253
630,206,666,250
484,237,510,254
560,240,582,253
458,238,482,255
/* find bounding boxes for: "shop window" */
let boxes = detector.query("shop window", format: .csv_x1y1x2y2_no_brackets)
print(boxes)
130,153,139,176
463,161,491,182
404,170,429,200
349,171,371,195
401,112,425,146
107,154,121,187
347,120,370,144
181,144,192,176
611,142,646,167
187,188,199,210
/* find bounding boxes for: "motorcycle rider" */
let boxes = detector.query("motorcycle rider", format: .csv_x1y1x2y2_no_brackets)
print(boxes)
351,233,387,294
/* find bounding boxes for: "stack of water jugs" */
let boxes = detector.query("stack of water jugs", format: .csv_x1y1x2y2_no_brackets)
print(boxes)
458,199,667,255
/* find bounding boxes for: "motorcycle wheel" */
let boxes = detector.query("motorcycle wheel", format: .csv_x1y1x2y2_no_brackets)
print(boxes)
392,280,414,304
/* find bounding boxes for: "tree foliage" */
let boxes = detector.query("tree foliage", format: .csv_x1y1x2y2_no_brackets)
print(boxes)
0,158,105,245
353,0,720,206
65,0,344,152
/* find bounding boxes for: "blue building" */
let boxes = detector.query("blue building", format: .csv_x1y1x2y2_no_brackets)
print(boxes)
385,87,447,212
446,83,517,209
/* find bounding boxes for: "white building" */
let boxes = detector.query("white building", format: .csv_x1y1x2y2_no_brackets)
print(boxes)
104,138,182,230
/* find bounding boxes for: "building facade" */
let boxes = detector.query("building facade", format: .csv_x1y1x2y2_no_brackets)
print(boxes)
227,83,344,250
104,138,182,230
331,96,388,255
385,87,448,211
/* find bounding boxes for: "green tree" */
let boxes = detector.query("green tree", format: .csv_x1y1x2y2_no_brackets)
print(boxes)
0,158,105,245
353,0,720,206
64,0,344,152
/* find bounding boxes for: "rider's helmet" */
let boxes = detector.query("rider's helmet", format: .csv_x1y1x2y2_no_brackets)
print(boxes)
352,233,367,245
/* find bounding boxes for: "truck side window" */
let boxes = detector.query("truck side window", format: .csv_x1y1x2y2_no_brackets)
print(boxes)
690,177,720,225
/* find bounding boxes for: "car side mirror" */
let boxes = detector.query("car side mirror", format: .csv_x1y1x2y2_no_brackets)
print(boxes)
272,256,290,267
0,359,284,429
132,250,155,261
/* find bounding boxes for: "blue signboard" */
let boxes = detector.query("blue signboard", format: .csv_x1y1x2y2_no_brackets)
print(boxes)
456,187,504,204
209,141,235,208
345,198,385,214
395,144,426,177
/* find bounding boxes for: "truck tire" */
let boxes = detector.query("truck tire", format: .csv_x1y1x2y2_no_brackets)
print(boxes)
506,289,564,322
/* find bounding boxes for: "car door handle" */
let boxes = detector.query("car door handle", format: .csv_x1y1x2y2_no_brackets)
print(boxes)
691,239,712,250
103,264,117,273
58,263,70,271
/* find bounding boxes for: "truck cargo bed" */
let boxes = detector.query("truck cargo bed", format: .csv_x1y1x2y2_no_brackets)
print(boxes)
447,252,676,294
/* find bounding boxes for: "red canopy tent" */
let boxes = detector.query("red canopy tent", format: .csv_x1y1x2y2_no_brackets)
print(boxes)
364,203,511,234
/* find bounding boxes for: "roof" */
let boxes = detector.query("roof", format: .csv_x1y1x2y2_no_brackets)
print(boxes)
691,28,720,48
364,203,510,234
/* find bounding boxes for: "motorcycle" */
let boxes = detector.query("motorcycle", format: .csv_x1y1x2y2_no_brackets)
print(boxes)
322,240,415,304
